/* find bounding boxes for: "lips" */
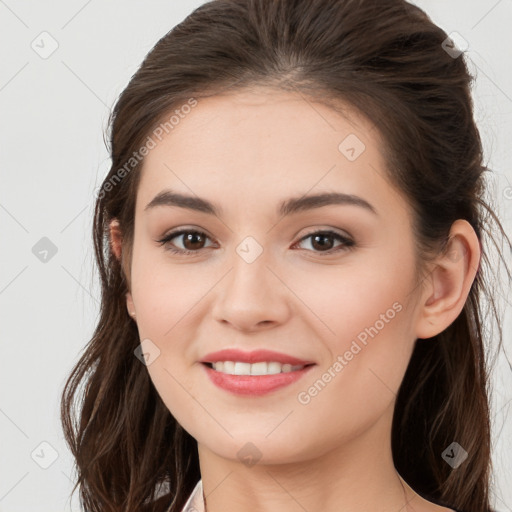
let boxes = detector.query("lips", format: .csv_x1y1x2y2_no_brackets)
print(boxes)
199,348,317,396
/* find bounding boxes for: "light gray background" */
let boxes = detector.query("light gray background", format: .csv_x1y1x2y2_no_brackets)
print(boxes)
1,1,511,511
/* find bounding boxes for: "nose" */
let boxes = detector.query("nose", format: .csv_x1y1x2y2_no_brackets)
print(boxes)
211,249,292,332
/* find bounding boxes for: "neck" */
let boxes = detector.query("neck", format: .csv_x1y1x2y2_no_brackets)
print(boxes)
196,406,419,512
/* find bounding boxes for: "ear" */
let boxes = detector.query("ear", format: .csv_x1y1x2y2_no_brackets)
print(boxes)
109,218,123,261
414,219,481,339
109,219,136,319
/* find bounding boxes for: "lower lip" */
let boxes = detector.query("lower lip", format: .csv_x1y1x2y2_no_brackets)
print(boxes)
201,363,315,396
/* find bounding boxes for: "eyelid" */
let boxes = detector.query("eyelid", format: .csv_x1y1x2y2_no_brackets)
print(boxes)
297,226,353,240
157,225,216,243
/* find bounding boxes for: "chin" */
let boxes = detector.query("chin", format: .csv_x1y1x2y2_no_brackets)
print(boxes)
198,432,313,466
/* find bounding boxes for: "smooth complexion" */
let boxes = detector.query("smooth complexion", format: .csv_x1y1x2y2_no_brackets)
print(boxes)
110,88,480,512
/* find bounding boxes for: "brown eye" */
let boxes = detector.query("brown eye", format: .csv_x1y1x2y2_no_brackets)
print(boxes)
157,229,214,255
295,230,355,254
311,233,335,251
180,232,207,250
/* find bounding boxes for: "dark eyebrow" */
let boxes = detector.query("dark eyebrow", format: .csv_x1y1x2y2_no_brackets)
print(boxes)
279,191,377,216
144,189,377,217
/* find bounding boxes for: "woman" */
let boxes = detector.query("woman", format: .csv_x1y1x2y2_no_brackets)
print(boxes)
60,0,511,511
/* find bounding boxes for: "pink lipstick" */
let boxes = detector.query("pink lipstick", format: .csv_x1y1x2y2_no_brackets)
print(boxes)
199,348,316,396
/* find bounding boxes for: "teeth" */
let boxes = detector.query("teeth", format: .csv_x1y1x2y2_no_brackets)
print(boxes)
250,361,267,375
235,362,251,375
211,361,305,375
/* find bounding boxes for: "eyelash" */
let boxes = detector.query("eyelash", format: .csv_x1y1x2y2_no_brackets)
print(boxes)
156,228,355,256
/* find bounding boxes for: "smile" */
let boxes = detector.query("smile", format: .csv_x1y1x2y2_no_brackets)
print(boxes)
201,362,315,396
205,361,309,376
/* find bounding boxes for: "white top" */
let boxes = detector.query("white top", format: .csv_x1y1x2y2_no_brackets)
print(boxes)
177,479,205,512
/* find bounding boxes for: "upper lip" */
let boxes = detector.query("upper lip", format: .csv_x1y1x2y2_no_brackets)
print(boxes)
200,348,316,366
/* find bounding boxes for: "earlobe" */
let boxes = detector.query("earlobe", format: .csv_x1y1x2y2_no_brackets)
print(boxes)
415,220,481,340
109,219,123,261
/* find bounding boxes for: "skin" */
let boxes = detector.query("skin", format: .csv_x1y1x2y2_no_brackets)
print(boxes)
110,88,480,512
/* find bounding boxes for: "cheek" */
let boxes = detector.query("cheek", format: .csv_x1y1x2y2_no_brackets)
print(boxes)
129,250,216,399
130,258,205,424
291,288,413,449
130,246,209,338
289,252,416,402
287,253,414,347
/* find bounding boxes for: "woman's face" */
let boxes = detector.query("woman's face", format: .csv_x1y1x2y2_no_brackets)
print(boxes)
123,88,428,464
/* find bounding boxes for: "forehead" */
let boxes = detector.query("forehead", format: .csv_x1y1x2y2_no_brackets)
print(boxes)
136,88,408,221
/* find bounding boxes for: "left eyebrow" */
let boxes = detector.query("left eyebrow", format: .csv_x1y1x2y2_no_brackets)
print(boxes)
144,189,378,217
279,191,378,217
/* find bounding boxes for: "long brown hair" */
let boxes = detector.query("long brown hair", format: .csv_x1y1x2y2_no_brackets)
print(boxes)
60,0,511,510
